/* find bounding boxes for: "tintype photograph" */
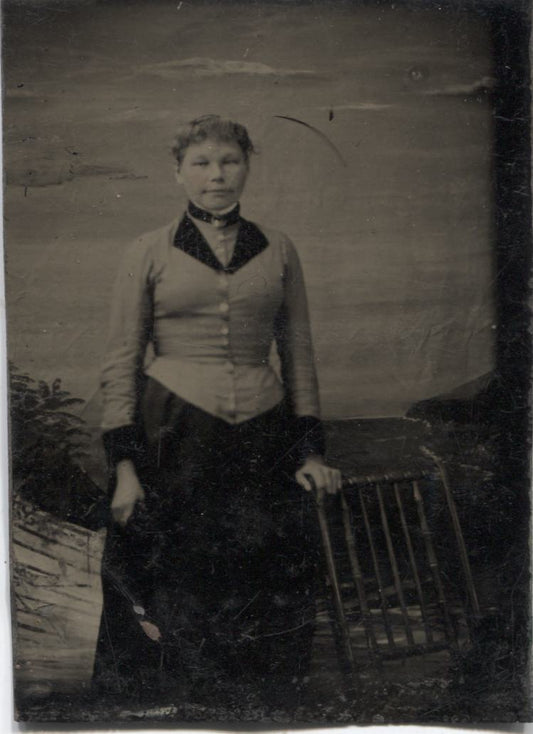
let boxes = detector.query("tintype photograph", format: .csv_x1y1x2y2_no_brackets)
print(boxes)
4,0,531,725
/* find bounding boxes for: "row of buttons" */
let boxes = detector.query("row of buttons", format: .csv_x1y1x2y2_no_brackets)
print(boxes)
195,223,236,410
215,243,235,411
221,225,242,421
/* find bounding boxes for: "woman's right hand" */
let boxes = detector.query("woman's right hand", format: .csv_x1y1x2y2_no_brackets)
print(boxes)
111,459,145,527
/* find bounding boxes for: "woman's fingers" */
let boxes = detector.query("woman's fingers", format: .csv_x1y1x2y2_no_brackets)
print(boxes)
295,469,314,492
295,464,343,494
111,488,144,525
320,466,342,494
111,475,145,526
111,501,136,526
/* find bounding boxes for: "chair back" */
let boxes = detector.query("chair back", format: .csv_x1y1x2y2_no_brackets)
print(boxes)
314,462,480,679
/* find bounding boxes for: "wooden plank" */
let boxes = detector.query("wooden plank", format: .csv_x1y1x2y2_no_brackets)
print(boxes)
13,523,103,565
13,503,105,569
16,610,58,636
16,579,101,610
13,515,92,549
13,527,101,575
14,572,102,607
15,611,99,651
16,591,99,622
17,578,102,605
12,560,59,582
13,501,101,541
12,543,62,577
12,511,104,548
13,541,99,591
15,652,95,686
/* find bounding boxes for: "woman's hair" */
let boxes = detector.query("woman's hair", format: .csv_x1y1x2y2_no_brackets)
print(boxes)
171,115,256,166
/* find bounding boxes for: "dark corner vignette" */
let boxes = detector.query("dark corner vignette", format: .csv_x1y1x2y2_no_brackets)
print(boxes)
490,0,532,717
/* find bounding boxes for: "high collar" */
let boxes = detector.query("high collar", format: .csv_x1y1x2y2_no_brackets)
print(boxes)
187,200,241,228
173,213,269,274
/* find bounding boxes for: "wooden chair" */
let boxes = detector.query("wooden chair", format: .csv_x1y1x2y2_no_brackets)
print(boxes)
313,451,480,681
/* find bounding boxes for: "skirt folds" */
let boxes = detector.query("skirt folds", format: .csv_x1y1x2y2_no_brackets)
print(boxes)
92,377,321,706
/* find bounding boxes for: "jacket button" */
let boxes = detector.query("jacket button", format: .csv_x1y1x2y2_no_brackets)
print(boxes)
219,302,229,313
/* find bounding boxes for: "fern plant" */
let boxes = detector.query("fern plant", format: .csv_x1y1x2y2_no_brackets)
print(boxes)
9,363,105,528
9,363,90,481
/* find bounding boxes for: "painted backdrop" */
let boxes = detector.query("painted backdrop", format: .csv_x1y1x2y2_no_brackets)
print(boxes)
4,0,494,423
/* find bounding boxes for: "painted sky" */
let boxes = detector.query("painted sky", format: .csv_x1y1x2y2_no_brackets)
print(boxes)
4,0,495,422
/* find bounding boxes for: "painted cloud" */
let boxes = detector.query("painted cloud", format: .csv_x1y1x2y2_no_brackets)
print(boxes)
138,57,319,78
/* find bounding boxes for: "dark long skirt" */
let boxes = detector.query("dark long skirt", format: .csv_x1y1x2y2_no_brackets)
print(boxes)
92,378,321,708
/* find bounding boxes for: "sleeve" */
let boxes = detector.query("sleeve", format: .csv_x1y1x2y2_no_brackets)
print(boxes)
100,238,154,467
274,236,326,461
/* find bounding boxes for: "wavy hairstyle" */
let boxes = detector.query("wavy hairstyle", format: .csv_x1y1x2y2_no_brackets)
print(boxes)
171,115,256,167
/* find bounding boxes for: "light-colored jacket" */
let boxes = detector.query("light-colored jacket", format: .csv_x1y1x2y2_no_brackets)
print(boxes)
101,212,321,434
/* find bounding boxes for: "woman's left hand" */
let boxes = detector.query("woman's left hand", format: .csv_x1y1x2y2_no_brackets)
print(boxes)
295,455,342,496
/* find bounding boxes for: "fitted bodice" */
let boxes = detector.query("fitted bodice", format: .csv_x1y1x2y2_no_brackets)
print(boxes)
101,213,320,429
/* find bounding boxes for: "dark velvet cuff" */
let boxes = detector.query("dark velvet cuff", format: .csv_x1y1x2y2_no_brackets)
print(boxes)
102,425,145,468
293,415,326,462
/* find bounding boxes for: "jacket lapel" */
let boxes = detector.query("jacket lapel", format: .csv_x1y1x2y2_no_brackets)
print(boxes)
173,215,223,272
173,215,269,273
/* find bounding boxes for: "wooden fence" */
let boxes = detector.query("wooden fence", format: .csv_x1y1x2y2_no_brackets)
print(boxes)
12,499,105,697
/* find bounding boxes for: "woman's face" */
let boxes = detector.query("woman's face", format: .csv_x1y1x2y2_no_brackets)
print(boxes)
176,138,249,212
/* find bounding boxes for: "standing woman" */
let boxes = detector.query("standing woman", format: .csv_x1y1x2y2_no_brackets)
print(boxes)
93,115,341,709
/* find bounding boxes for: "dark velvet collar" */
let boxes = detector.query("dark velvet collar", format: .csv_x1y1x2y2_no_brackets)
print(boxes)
188,200,241,227
173,214,269,274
